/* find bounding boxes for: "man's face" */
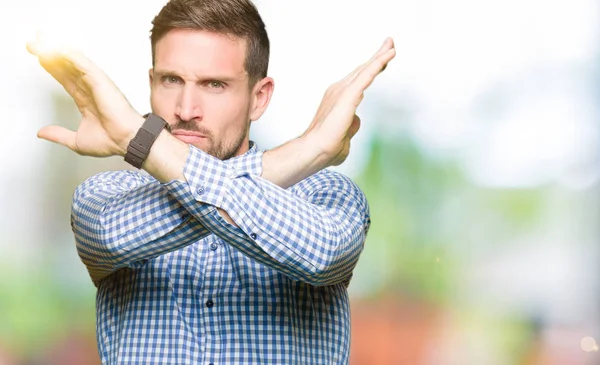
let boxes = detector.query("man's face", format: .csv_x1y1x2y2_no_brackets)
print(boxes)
150,29,269,160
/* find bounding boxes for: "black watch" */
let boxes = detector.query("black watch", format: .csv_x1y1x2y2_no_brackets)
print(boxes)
124,113,168,169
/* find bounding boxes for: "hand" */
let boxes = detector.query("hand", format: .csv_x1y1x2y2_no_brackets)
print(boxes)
302,38,396,167
27,40,143,157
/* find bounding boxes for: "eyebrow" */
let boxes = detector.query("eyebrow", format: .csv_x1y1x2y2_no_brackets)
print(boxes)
153,69,244,83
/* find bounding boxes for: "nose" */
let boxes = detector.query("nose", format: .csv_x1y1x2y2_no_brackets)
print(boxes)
175,85,202,122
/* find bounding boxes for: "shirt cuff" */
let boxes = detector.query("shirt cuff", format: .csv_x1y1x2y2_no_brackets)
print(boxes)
162,145,263,214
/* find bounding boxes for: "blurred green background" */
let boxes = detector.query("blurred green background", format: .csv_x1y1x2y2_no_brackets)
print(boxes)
2,0,599,364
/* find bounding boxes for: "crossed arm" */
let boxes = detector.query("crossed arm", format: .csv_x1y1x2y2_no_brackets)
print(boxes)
28,37,395,286
72,145,370,286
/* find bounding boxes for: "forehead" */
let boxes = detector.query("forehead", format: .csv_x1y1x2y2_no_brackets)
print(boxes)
154,29,247,77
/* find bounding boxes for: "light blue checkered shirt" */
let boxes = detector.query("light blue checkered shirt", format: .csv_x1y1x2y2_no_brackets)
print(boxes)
71,143,370,364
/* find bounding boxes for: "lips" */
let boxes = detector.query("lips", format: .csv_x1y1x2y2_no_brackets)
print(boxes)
172,132,208,144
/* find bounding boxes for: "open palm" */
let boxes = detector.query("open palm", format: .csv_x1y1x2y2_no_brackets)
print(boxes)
28,43,143,157
304,38,396,167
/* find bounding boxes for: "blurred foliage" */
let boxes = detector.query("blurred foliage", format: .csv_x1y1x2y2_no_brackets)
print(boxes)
353,132,464,302
352,129,548,304
0,261,96,359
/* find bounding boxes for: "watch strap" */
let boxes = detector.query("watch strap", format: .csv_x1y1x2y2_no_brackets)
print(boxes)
124,113,168,169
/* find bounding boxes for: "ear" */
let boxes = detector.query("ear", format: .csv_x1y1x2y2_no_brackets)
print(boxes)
249,77,274,122
148,68,154,88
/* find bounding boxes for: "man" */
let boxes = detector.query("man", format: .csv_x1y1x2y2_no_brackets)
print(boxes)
28,0,395,363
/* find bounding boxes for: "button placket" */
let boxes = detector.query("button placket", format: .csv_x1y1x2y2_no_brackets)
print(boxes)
200,233,222,363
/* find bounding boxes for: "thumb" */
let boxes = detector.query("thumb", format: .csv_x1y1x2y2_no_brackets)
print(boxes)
348,115,361,139
37,125,78,151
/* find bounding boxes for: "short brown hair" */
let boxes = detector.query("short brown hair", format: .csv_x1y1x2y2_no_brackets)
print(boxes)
150,0,270,86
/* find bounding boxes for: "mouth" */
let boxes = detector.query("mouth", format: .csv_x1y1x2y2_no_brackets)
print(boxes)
171,131,208,144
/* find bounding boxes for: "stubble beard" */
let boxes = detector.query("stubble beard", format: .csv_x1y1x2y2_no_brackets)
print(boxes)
169,120,249,161
208,129,247,160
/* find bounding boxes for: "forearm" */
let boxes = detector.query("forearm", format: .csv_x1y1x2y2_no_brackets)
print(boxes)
203,172,370,285
73,127,327,281
85,124,365,285
260,135,329,189
71,171,210,284
163,147,370,285
141,126,331,191
139,129,332,225
139,128,189,183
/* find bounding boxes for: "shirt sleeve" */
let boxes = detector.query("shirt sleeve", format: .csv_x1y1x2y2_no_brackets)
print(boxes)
70,148,264,285
163,146,371,286
71,170,210,285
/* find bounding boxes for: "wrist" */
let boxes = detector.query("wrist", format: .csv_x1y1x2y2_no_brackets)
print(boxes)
261,134,331,189
298,132,333,169
123,114,168,168
117,114,145,156
142,130,189,183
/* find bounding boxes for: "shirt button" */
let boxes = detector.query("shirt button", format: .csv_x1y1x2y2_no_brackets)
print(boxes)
197,186,205,195
206,300,214,308
250,233,257,240
209,243,218,251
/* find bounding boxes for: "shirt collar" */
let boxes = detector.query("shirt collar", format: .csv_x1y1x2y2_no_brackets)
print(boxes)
225,141,262,176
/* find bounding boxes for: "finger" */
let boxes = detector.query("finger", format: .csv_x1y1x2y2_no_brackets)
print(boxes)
28,41,86,97
368,37,394,67
28,40,100,111
359,37,394,76
342,37,394,83
27,32,70,58
38,58,82,95
343,47,396,105
26,40,43,57
348,38,393,78
37,125,78,151
348,114,361,139
28,39,95,73
28,40,98,88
